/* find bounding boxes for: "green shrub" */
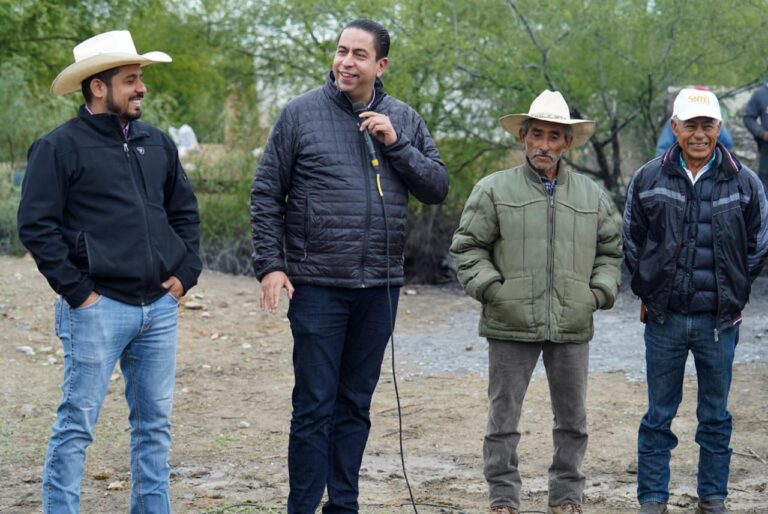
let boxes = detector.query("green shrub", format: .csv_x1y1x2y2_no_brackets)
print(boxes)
189,150,255,274
197,186,251,247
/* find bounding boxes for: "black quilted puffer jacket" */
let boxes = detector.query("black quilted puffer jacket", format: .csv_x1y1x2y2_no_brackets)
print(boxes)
250,72,448,287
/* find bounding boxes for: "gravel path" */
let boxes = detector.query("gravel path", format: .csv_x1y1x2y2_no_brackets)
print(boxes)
395,278,768,380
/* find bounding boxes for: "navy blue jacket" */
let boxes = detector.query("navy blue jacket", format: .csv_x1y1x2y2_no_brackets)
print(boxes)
18,106,202,308
250,73,448,287
743,83,768,145
623,143,768,331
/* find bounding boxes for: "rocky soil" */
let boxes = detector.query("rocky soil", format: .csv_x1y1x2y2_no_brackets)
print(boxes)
1,255,766,513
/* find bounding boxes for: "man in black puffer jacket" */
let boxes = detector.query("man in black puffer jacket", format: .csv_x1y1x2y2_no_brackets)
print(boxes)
250,19,448,514
624,88,768,514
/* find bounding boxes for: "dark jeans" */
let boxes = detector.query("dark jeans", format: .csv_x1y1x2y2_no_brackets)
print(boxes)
286,285,399,514
758,144,768,191
638,312,737,505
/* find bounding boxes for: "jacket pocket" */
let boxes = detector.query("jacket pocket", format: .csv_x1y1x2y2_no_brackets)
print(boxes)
559,276,595,333
484,274,535,331
61,227,89,270
302,195,312,261
144,203,188,282
157,226,187,281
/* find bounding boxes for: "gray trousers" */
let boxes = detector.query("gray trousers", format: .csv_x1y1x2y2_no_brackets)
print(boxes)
758,144,768,190
485,339,590,509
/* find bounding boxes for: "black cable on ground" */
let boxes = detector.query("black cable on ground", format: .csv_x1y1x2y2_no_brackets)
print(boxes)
380,175,419,514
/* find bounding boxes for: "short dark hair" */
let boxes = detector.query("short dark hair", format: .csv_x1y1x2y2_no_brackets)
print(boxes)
81,67,120,103
341,19,390,60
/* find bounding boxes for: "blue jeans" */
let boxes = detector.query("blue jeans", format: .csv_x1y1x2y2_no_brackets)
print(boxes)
637,312,737,505
286,285,399,514
43,293,179,514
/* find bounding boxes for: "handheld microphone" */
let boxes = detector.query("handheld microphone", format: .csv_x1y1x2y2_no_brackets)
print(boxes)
352,102,383,197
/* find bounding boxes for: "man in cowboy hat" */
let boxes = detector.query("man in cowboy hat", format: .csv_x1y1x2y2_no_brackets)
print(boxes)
450,90,622,514
17,30,200,513
624,89,768,514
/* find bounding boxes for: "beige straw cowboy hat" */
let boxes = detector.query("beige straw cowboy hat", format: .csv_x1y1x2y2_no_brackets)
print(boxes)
51,30,171,95
500,90,595,147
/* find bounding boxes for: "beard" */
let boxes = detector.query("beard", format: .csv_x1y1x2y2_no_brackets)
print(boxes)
106,88,143,122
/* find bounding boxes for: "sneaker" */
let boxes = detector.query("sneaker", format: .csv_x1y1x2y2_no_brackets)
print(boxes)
489,506,519,514
695,500,728,514
639,502,669,514
548,504,583,514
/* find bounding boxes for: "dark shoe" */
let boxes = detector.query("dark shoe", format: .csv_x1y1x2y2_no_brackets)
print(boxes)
639,502,669,514
695,500,727,514
548,504,583,514
490,506,519,514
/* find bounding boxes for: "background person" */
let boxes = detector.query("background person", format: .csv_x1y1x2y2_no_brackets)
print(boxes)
742,73,768,189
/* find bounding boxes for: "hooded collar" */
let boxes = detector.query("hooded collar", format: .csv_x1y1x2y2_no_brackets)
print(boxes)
323,71,387,113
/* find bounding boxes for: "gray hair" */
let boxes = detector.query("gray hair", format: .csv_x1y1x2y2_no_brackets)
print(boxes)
521,118,573,139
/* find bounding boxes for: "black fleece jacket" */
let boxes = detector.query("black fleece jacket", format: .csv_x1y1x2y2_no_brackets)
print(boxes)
18,106,201,308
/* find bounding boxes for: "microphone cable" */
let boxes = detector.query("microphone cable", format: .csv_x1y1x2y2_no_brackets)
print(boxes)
353,102,419,514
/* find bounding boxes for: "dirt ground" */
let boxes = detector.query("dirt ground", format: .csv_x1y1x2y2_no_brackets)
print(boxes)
1,254,767,514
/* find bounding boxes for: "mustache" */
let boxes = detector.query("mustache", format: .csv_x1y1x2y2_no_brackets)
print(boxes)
533,151,555,161
130,94,144,101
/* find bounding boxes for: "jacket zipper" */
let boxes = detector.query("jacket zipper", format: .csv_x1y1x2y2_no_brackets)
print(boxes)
546,190,556,341
360,140,372,287
302,196,311,261
124,138,152,305
712,182,722,342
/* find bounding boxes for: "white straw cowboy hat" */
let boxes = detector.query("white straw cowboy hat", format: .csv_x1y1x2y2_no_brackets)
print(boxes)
51,30,171,95
499,90,595,147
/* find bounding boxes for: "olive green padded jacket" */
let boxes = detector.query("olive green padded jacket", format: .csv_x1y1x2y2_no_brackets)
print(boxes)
450,162,623,343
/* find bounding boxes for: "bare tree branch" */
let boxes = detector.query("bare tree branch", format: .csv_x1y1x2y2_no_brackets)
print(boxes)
505,0,559,91
451,144,510,176
562,155,599,176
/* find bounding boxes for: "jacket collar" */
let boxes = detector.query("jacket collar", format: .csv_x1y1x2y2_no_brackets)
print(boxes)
77,104,149,140
661,141,741,181
323,71,387,113
523,158,570,187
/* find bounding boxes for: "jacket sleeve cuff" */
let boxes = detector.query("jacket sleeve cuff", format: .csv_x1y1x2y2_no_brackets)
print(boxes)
255,264,287,282
591,287,610,310
482,280,503,303
381,133,409,156
64,277,95,309
174,268,197,295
